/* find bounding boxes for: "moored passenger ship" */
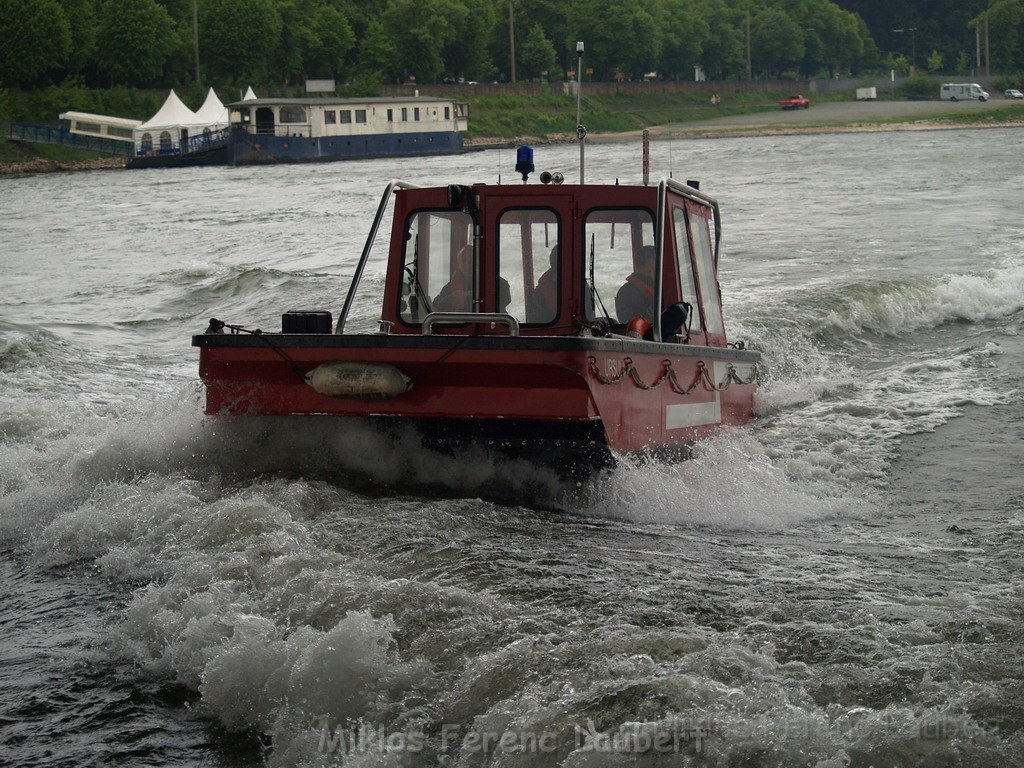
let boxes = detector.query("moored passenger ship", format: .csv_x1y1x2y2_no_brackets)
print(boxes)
225,95,468,165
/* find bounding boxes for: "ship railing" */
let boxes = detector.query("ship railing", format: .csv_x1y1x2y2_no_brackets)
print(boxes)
182,128,231,154
8,122,133,156
251,125,313,138
337,180,422,334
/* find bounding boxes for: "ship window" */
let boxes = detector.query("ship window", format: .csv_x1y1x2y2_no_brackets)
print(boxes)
324,110,336,124
140,133,153,152
159,131,172,150
671,206,702,334
398,210,474,324
355,110,367,123
402,108,408,121
280,106,307,124
688,209,724,335
387,109,393,121
445,106,451,120
583,208,656,325
340,110,352,123
498,209,560,324
414,107,420,120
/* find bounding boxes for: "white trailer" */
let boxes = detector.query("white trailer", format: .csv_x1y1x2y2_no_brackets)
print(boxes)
856,87,877,100
940,83,989,102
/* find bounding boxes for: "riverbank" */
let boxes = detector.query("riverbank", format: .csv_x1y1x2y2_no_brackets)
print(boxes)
6,99,1024,174
0,155,126,176
466,98,1024,148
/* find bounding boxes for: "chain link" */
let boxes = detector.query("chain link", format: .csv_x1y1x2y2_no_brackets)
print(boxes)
588,356,758,395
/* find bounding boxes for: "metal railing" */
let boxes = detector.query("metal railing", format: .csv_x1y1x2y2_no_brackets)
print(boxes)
8,123,134,156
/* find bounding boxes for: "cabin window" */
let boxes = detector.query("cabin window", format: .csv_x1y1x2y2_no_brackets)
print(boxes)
688,210,724,335
671,206,702,334
355,110,367,123
414,108,420,121
402,108,408,121
140,133,153,152
498,209,560,324
75,121,101,134
325,110,336,124
398,210,474,323
445,106,451,120
159,131,172,150
387,109,394,121
583,208,656,325
340,110,352,123
279,106,307,124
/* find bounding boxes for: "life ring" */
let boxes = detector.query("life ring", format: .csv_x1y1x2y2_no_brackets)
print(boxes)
626,315,651,339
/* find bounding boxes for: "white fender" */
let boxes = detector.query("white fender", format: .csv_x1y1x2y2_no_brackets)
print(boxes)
306,362,412,400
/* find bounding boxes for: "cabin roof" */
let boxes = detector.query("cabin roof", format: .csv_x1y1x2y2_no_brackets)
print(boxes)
226,96,458,108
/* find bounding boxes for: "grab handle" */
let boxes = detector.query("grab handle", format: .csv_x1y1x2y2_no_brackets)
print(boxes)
422,312,520,336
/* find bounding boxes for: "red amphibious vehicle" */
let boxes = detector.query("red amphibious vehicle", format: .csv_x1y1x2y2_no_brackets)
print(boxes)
193,163,759,472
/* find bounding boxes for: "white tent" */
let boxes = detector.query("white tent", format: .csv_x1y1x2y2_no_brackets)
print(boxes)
133,90,204,154
193,88,229,130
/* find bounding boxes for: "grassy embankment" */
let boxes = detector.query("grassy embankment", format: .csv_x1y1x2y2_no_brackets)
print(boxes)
462,88,846,139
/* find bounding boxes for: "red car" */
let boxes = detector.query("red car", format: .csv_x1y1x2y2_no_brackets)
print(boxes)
779,94,811,110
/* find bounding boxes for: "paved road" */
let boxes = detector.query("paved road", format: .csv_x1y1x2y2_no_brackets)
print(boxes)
663,97,1014,134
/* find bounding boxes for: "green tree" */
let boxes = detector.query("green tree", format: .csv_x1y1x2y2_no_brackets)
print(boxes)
95,0,176,85
974,0,1024,73
275,0,355,82
201,0,282,83
696,0,745,79
568,0,660,79
353,17,398,80
518,23,559,80
440,0,495,81
751,7,805,77
57,0,99,76
955,50,971,75
655,0,709,80
383,0,461,83
926,49,943,73
0,0,72,86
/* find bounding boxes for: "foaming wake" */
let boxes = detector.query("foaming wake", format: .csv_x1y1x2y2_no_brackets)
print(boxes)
577,429,871,531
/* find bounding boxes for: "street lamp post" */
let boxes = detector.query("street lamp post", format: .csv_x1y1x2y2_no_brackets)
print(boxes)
893,27,917,76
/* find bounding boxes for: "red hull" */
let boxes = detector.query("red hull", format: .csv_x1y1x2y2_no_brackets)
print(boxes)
195,334,758,455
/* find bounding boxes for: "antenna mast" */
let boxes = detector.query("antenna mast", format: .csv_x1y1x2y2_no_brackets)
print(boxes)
575,41,586,183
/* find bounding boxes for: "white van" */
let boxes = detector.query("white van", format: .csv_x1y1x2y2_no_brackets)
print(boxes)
940,83,989,102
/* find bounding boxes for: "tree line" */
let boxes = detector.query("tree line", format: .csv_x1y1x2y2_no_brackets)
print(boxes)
2,0,1022,93
836,0,1024,77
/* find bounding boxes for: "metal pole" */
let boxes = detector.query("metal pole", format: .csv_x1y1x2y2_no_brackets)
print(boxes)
576,41,585,184
985,12,990,76
508,0,516,84
746,12,752,81
193,0,200,84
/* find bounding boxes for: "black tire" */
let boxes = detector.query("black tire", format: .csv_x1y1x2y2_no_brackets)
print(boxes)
951,96,958,102
979,96,987,102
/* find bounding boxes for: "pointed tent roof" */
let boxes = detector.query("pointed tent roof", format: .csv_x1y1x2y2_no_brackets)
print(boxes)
243,86,258,101
138,89,201,131
193,88,228,128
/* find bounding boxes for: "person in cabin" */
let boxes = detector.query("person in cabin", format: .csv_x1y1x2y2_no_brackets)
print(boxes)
434,244,513,313
434,245,474,312
527,243,559,322
615,244,657,324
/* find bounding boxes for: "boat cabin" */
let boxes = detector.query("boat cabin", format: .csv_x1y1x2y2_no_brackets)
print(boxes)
360,179,726,347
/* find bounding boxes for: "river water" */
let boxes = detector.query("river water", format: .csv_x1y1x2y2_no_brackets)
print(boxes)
1,128,1023,767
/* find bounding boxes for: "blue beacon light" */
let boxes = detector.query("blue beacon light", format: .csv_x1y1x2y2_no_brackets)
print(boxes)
515,145,534,182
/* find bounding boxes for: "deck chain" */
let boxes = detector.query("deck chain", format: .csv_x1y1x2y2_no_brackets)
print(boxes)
588,357,758,395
